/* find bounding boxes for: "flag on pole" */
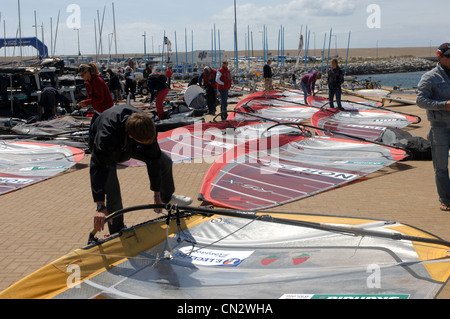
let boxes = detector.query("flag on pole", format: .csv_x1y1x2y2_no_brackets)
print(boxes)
164,36,172,52
295,34,304,69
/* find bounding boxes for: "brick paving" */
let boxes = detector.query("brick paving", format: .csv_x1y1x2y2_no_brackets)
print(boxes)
1,91,450,298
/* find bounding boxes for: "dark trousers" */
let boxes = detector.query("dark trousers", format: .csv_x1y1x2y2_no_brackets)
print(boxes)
206,86,218,114
105,151,175,234
219,89,229,121
125,79,136,100
328,88,342,109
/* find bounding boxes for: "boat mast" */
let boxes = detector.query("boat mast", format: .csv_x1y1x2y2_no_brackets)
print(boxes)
53,10,60,57
18,0,23,64
233,0,238,73
34,11,39,57
345,31,351,76
112,2,118,58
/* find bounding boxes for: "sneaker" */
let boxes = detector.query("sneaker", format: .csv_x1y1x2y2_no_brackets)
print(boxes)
169,194,193,206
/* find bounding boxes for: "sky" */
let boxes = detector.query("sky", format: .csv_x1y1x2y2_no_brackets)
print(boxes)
0,0,449,57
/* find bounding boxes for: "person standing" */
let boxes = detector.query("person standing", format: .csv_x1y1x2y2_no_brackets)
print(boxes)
77,63,114,149
107,69,121,105
327,59,345,110
301,70,321,105
199,66,218,115
263,59,273,93
292,72,297,88
90,104,192,234
417,42,450,211
147,72,170,120
124,66,136,101
216,60,232,121
166,66,174,89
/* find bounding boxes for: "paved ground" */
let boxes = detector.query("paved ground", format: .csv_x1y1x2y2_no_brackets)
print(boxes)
1,88,450,299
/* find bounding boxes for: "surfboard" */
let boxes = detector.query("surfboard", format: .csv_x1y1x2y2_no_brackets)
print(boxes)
343,88,391,98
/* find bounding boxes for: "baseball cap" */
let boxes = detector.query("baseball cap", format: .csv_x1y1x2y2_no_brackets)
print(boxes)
438,43,450,57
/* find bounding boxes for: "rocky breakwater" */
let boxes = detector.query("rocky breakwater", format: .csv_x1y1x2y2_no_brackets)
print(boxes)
344,57,436,75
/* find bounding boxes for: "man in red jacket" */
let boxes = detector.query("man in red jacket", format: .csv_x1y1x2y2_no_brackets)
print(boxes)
199,66,218,115
216,60,232,120
166,66,173,89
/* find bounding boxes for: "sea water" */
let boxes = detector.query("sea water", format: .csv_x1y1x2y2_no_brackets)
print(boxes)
357,71,428,89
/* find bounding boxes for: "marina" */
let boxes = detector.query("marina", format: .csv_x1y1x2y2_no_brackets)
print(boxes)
0,0,449,302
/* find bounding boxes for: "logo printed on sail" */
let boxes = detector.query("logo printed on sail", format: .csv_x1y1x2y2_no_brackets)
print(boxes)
0,177,34,185
260,162,360,181
174,247,253,267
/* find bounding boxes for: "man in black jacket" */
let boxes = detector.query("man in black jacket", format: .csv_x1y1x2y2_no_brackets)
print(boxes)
90,104,192,234
263,59,273,93
327,58,345,110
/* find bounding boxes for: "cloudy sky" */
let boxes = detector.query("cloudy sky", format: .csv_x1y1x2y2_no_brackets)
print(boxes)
0,0,448,57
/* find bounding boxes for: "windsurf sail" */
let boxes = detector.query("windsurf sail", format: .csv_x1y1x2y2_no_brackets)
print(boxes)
228,90,317,123
157,120,299,163
2,204,449,299
199,133,408,211
0,141,85,195
311,108,419,141
228,105,318,123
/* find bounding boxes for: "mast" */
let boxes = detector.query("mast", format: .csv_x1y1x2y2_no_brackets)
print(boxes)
263,25,266,63
218,28,221,66
345,31,351,76
50,17,53,56
161,30,165,69
94,19,98,62
18,0,23,64
175,30,178,70
142,31,146,63
4,20,6,61
320,32,326,73
97,7,106,57
112,2,118,58
247,25,250,69
53,10,60,57
34,11,39,57
233,0,238,73
326,27,332,72
184,28,187,73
